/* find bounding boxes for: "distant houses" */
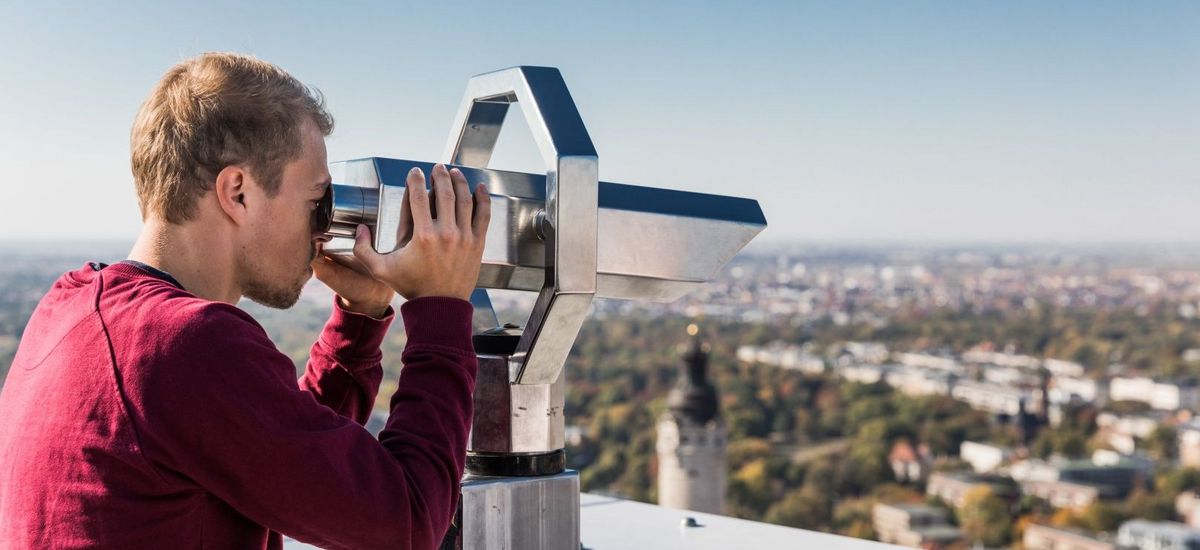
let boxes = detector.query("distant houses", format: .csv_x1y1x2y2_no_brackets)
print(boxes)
1110,376,1200,411
1117,520,1200,550
1023,524,1114,550
872,502,963,548
737,340,1200,548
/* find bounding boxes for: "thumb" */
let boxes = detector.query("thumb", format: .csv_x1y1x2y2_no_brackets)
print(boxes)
351,224,385,276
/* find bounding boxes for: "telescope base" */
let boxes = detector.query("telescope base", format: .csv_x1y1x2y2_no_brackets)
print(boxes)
442,470,580,550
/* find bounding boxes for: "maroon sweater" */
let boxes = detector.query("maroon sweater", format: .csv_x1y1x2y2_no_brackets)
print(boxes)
0,262,477,549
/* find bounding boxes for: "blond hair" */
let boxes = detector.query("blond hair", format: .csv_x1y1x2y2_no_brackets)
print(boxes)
130,52,334,224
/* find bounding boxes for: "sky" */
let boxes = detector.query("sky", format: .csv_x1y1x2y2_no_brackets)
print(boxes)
0,1,1197,245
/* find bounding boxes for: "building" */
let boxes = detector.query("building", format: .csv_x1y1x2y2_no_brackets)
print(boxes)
1019,479,1106,509
950,380,1038,415
1009,459,1064,483
657,329,726,514
1022,523,1114,550
961,350,1042,369
841,364,888,385
960,441,1012,473
1049,375,1105,406
884,365,956,397
872,503,963,548
1023,524,1114,550
1097,410,1168,455
1091,449,1155,475
1109,376,1200,411
1117,520,1200,550
895,352,962,372
1179,420,1200,468
833,341,890,365
1176,491,1200,529
889,440,932,483
1012,456,1142,499
735,343,825,375
926,472,1017,508
1043,359,1088,378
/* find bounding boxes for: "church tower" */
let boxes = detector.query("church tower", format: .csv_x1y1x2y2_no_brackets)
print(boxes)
656,324,726,514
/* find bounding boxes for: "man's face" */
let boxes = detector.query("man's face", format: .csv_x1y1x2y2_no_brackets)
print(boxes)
238,118,330,309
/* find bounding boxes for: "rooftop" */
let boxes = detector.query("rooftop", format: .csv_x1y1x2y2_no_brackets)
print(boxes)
283,493,898,549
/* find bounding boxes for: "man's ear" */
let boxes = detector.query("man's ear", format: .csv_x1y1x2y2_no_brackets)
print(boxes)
214,165,249,225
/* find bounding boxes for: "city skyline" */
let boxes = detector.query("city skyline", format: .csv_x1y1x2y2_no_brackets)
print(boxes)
1,1,1197,244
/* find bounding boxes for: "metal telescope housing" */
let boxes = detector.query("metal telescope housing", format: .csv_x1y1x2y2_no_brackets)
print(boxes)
316,66,765,550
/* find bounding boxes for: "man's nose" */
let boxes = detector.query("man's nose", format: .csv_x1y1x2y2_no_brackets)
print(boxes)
313,233,331,245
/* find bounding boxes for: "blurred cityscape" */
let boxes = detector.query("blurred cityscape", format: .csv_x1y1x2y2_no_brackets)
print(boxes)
7,241,1200,548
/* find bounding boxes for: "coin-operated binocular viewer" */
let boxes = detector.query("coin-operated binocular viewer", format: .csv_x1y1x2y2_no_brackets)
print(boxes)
317,67,765,550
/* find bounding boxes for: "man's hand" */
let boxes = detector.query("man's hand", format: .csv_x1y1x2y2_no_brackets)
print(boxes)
311,251,395,318
352,164,491,301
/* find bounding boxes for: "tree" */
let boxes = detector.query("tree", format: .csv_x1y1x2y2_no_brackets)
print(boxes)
764,486,831,531
958,486,1012,547
1158,467,1200,496
1144,426,1179,461
1073,502,1128,533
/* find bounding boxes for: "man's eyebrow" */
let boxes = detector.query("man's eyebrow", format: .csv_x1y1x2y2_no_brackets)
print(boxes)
313,179,331,192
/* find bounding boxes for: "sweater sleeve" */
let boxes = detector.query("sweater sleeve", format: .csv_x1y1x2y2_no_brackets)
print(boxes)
298,296,394,425
126,296,476,550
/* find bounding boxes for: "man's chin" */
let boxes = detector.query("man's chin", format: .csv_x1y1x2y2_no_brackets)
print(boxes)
244,278,305,310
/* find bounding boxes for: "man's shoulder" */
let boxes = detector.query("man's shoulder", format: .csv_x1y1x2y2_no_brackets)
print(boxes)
96,265,268,355
97,266,292,393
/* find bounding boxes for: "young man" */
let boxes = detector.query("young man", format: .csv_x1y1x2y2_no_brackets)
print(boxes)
0,52,490,549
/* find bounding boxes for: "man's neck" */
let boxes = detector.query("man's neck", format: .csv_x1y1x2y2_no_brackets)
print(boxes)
127,218,241,305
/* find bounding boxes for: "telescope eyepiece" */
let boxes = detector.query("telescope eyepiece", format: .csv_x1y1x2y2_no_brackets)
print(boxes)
317,184,379,240
311,185,334,235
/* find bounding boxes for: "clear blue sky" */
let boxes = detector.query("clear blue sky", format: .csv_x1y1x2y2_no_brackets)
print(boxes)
1,1,1196,244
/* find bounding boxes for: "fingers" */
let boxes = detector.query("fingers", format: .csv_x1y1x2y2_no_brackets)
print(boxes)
451,168,473,233
431,164,456,228
396,186,413,247
406,167,433,232
351,224,385,276
472,183,491,243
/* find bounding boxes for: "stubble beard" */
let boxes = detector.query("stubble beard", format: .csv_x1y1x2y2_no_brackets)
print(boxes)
242,243,316,310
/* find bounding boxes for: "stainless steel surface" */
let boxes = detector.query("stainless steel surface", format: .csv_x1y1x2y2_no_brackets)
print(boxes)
443,66,598,387
324,158,766,303
459,471,580,550
326,184,378,238
469,355,564,454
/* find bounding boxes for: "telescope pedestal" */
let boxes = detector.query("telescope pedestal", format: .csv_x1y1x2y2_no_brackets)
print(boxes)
440,333,579,550
444,471,580,550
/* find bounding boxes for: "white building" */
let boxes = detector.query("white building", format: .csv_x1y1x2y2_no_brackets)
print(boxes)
1117,520,1200,550
835,338,892,365
1179,421,1200,468
872,503,963,548
895,352,962,373
884,365,955,397
735,343,826,375
1023,523,1114,550
840,364,888,385
960,441,1012,473
982,365,1035,386
1110,376,1199,411
962,350,1042,369
1096,410,1168,455
950,380,1038,415
658,338,725,515
1176,491,1200,529
1044,358,1087,378
1009,459,1064,483
1049,375,1105,406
